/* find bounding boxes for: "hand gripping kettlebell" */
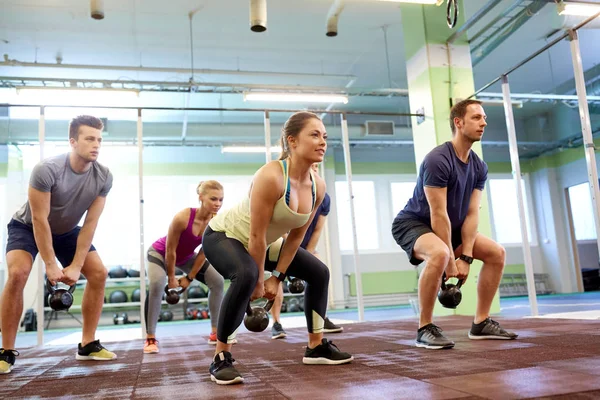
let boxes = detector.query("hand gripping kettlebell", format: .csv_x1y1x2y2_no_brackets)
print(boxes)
437,273,464,309
164,285,185,305
244,299,275,332
46,279,76,311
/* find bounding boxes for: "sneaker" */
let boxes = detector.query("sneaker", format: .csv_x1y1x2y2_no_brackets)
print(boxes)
76,340,117,361
469,318,518,340
302,338,353,365
208,332,217,345
271,322,287,339
143,338,159,354
323,317,343,333
415,323,455,349
209,351,243,385
0,349,19,374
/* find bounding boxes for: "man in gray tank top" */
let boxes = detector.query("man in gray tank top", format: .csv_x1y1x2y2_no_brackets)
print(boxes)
0,115,116,374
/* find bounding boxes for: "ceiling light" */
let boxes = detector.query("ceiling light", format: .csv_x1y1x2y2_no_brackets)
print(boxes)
243,92,348,104
15,87,139,107
222,146,282,153
557,1,600,16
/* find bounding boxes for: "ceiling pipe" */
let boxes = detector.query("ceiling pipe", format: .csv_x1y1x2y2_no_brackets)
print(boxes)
250,0,267,32
0,57,356,81
446,0,502,44
326,0,345,37
90,0,104,20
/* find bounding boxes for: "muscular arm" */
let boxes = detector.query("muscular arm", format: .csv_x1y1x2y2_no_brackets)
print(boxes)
460,189,482,257
274,178,326,275
248,164,282,281
28,187,57,267
424,186,453,253
165,210,188,279
304,214,326,254
71,195,107,267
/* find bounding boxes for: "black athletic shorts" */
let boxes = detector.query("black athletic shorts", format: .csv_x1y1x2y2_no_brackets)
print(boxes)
391,215,462,266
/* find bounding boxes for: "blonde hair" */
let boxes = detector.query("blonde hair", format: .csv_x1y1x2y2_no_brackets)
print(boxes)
278,111,321,160
196,180,223,195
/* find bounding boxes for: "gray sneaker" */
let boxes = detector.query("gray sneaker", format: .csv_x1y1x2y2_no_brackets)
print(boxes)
469,318,518,340
323,317,343,333
415,323,455,349
271,322,287,339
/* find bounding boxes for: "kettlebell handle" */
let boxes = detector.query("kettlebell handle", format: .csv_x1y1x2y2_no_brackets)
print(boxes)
440,273,464,289
246,299,275,315
46,279,76,294
164,285,184,295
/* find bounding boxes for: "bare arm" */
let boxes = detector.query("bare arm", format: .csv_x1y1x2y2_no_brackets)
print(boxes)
71,196,106,268
304,214,327,254
460,189,483,257
248,163,282,282
28,186,58,268
187,249,207,280
165,210,188,280
274,178,326,275
424,186,453,254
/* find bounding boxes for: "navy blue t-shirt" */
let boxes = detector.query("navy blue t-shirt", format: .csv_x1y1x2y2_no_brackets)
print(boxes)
301,193,331,249
396,142,488,230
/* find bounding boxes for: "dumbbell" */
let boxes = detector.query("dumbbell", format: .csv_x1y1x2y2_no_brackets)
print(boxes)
244,299,275,332
438,272,464,309
288,277,305,294
46,279,76,311
113,312,129,325
164,285,185,305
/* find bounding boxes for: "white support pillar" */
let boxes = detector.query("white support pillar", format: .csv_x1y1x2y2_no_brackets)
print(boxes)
264,111,272,163
569,30,600,262
137,109,147,335
501,75,538,316
340,113,364,322
36,106,45,346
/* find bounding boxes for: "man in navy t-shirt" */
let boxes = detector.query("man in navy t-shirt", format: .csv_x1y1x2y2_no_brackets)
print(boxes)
392,99,517,350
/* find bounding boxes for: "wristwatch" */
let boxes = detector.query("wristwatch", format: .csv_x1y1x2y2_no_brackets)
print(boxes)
272,270,287,282
459,254,474,264
184,274,194,282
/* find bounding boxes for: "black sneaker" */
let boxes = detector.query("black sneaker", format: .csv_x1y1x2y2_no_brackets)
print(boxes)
415,323,455,349
323,317,343,333
469,318,518,340
271,322,287,339
209,351,243,385
76,340,117,361
0,349,19,374
303,338,353,365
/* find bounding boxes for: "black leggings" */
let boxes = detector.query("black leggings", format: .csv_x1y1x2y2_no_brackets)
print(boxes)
203,226,330,343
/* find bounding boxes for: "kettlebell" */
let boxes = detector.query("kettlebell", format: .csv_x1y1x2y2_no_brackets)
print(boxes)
46,279,76,311
437,273,464,309
164,285,185,305
288,277,305,294
244,299,275,332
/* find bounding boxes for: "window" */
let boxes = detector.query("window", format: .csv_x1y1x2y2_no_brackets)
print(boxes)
390,182,415,215
335,180,379,251
568,182,597,240
488,178,533,244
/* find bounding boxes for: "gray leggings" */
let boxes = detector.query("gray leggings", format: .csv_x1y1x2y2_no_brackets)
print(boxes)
145,246,224,335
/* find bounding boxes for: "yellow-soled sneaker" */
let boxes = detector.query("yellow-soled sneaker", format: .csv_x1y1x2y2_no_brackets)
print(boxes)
144,338,160,354
0,349,19,374
76,340,117,361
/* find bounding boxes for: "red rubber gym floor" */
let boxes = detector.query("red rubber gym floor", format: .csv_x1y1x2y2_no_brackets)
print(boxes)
3,315,600,399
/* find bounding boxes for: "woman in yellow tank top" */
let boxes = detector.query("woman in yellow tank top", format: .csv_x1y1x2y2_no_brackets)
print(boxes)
203,111,353,385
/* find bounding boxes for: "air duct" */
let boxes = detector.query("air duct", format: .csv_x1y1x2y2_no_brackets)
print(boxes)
250,0,267,32
326,0,345,37
91,0,104,20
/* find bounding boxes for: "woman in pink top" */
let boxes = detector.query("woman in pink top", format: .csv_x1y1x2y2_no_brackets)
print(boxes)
143,180,226,354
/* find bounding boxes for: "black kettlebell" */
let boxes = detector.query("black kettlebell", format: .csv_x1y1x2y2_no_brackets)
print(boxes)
164,285,185,305
437,273,464,309
244,299,275,332
288,277,305,294
46,279,76,311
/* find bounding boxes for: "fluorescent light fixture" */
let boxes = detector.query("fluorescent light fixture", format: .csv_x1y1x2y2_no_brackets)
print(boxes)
478,99,524,108
15,87,140,107
222,146,282,153
557,1,600,16
376,0,440,4
243,92,348,104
